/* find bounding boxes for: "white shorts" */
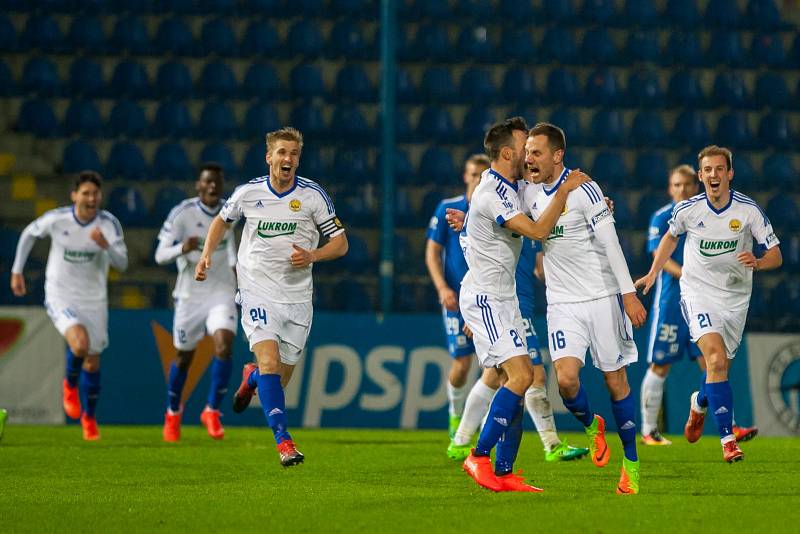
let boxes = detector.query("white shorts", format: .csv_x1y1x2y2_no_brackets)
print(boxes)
680,297,746,359
459,287,528,369
236,288,312,365
173,292,238,351
547,294,638,372
45,297,108,354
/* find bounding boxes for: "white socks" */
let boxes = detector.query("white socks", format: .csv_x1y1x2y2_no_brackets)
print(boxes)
525,386,561,452
640,368,666,435
453,380,496,446
447,381,468,418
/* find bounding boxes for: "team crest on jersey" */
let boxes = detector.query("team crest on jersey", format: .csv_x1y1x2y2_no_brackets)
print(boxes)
289,199,302,212
728,218,742,232
256,220,298,238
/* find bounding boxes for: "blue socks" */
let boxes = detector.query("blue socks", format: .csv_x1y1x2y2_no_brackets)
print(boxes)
494,399,524,476
696,372,709,408
167,362,187,413
206,357,233,410
475,387,522,457
706,381,734,440
65,348,81,387
247,365,260,389
611,393,638,462
80,370,100,417
562,384,595,427
257,373,291,444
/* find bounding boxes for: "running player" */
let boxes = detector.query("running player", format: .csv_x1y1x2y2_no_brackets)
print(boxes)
155,164,238,442
10,171,128,440
522,123,646,494
636,145,781,463
196,127,348,467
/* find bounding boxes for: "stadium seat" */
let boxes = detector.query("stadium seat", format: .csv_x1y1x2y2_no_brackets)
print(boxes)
671,109,710,149
582,0,616,24
419,147,455,179
754,72,791,110
289,63,325,100
197,102,236,140
106,141,148,180
199,142,236,175
110,60,151,98
549,108,583,145
663,32,703,67
332,148,371,183
414,0,453,18
156,61,193,99
502,67,538,105
589,109,624,146
154,17,195,56
289,104,327,139
758,112,793,150
335,64,376,102
461,106,495,143
636,194,671,228
22,13,64,53
667,70,705,107
545,68,581,105
396,67,419,103
68,15,106,53
791,34,800,69
592,151,628,190
778,234,800,274
626,69,663,108
394,234,421,277
394,187,417,228
153,101,193,139
241,142,267,178
707,31,747,67
0,59,15,96
634,151,669,189
63,99,103,138
199,62,237,98
420,67,457,102
22,57,60,97
377,109,413,142
245,0,285,14
330,104,372,140
631,111,668,147
665,0,700,27
625,31,660,64
62,141,102,174
542,0,576,22
580,28,617,65
332,279,374,311
287,20,324,58
765,194,799,231
241,62,283,100
499,28,537,63
611,196,634,229
457,26,494,63
715,113,752,149
763,154,797,192
108,100,148,138
745,0,782,30
459,67,496,103
541,28,577,64
199,18,237,57
732,153,757,187
328,0,376,18
416,107,454,142
410,24,454,61
68,58,104,98
336,191,375,227
242,102,280,140
713,72,750,108
584,68,620,106
0,14,16,52
337,236,372,276
241,20,280,58
110,15,150,55
623,0,658,27
376,148,416,184
153,142,192,181
16,99,59,137
496,0,535,20
327,20,367,59
751,32,786,68
296,145,327,179
152,185,189,222
204,0,238,14
705,0,742,28
107,186,149,227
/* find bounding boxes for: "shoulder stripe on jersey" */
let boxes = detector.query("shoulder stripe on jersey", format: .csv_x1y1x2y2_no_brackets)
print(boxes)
165,198,195,223
99,211,123,236
297,177,334,214
580,183,600,203
732,193,771,225
249,176,269,183
671,196,703,218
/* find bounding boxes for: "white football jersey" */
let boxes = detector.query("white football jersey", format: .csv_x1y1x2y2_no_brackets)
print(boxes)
220,176,344,304
13,206,127,304
521,168,622,304
157,197,237,300
669,191,779,309
460,168,523,300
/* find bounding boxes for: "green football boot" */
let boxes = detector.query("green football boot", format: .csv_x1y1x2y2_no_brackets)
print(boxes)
545,441,590,462
616,457,640,494
448,414,461,440
446,441,472,461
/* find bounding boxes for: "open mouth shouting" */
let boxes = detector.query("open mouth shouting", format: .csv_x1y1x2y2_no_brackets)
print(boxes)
708,178,721,194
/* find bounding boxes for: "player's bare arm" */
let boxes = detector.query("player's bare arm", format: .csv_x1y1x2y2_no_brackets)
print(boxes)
290,232,348,269
660,256,682,279
424,239,458,311
737,246,782,272
635,232,679,294
196,215,230,281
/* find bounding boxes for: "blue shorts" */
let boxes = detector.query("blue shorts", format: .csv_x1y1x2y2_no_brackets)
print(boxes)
647,301,702,364
442,308,474,358
519,302,542,365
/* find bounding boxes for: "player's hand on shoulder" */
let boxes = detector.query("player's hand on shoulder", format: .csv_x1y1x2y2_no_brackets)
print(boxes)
195,256,211,281
90,227,109,249
445,208,465,232
604,196,614,213
622,292,646,328
182,236,200,254
10,273,26,297
736,251,757,270
290,244,315,268
438,286,458,312
563,169,591,192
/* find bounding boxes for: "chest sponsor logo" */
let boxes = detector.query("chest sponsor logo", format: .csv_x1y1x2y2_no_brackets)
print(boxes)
548,225,565,240
257,220,298,238
729,218,742,232
289,199,302,212
63,249,96,263
699,239,738,257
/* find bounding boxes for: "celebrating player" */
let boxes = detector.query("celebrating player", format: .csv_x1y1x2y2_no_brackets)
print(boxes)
196,127,348,467
155,163,238,442
636,145,781,463
10,171,128,440
522,123,646,494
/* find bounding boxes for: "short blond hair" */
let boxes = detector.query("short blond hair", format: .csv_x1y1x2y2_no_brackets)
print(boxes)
266,127,304,153
697,145,732,170
669,164,696,181
466,153,491,170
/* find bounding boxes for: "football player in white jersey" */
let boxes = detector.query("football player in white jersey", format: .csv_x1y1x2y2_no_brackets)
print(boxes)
195,127,348,467
523,123,646,494
155,163,238,442
636,145,782,463
460,117,589,493
10,171,128,440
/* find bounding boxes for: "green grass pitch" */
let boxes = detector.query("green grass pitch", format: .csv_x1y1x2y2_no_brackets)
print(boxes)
2,426,799,532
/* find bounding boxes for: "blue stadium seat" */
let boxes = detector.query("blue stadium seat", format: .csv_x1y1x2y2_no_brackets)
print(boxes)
111,15,150,55
707,31,747,67
634,151,669,189
287,20,324,58
665,0,700,27
763,154,798,192
241,20,280,58
394,187,417,228
330,104,372,140
626,69,663,108
623,0,658,27
68,15,106,53
457,27,494,63
22,13,64,53
765,193,799,229
108,186,149,227
631,111,668,147
592,151,628,190
377,109,413,142
328,0,376,18
328,20,367,59
199,62,237,98
199,18,237,57
732,154,757,186
769,280,800,323
297,146,327,179
242,102,280,140
394,234,421,276
337,238,372,278
779,234,800,274
497,0,535,19
289,104,327,139
332,148,371,183
108,100,148,138
461,106,495,143
244,0,285,14
549,108,583,145
241,63,283,100
611,196,634,229
541,27,577,64
419,147,455,179
376,148,416,184
197,101,236,140
156,60,193,99
542,0,576,22
791,34,800,69
68,58,104,98
396,67,419,103
758,112,793,150
751,32,786,68
545,68,580,104
715,113,752,149
625,31,660,63
110,60,151,98
420,67,456,102
17,99,59,137
154,17,195,56
414,0,453,18
671,109,710,149
0,14,16,52
582,0,616,24
62,141,102,174
580,28,617,65
410,23,453,62
153,142,192,181
63,99,103,138
416,107,454,142
106,141,148,180
636,193,671,228
745,0,782,31
713,71,750,108
667,70,705,107
589,109,624,146
289,63,325,100
153,101,193,138
0,59,15,96
152,185,188,222
200,142,236,175
241,142,267,178
584,68,620,106
498,28,537,63
336,191,375,227
754,72,790,109
502,67,538,104
663,32,703,66
335,64,375,102
22,57,60,97
332,279,374,311
705,0,742,28
204,0,238,14
459,67,496,103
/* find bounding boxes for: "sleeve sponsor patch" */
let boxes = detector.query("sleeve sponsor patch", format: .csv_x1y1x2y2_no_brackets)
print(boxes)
591,206,612,226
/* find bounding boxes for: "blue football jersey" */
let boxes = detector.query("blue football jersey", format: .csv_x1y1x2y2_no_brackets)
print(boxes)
647,201,686,306
427,195,469,293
